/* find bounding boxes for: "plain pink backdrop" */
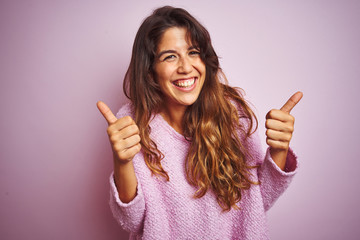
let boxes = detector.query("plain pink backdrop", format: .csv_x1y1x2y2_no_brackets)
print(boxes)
1,1,359,239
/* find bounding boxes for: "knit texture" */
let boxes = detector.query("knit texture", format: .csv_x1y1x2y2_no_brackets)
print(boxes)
109,103,298,240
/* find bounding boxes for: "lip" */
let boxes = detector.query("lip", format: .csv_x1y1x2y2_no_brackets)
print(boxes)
171,77,198,92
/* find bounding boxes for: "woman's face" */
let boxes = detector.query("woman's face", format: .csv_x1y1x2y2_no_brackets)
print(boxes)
154,27,206,112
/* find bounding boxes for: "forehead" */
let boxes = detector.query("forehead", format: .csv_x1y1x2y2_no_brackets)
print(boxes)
157,27,193,51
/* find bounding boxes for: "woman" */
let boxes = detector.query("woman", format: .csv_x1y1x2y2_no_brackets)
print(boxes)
97,6,302,239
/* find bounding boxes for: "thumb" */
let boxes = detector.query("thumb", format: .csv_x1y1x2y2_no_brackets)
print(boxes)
280,91,303,113
96,101,117,125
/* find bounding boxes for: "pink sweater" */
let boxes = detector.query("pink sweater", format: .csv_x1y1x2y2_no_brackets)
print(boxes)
109,103,298,240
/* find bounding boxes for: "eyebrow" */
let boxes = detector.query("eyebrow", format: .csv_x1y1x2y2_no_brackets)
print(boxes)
157,46,199,59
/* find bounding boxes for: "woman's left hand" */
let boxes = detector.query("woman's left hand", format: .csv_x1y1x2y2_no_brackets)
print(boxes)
265,91,303,170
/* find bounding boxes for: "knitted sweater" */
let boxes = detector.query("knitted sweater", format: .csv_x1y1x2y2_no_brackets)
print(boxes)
109,103,298,240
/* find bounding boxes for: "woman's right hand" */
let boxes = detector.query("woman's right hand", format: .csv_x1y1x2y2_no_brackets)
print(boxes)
97,101,141,163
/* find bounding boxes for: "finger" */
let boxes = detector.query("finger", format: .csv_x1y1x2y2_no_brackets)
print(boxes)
113,134,141,151
107,116,136,134
266,129,292,142
117,143,142,161
266,109,295,122
266,138,289,150
97,101,117,125
109,124,139,142
265,119,294,133
280,91,303,113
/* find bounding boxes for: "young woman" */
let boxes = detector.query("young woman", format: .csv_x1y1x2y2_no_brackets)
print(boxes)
97,6,302,239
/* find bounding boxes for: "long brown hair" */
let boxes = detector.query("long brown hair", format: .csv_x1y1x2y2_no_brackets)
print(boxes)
123,6,258,211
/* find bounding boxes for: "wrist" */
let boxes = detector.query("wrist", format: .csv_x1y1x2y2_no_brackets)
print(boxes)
270,148,288,171
113,152,133,166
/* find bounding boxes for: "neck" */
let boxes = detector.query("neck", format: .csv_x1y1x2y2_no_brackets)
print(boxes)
160,104,187,135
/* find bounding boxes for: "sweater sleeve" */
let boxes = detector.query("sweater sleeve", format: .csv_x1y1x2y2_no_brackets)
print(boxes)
258,147,298,211
109,172,145,233
244,128,298,212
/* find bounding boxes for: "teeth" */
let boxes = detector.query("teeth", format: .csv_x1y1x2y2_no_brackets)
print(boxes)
173,78,195,88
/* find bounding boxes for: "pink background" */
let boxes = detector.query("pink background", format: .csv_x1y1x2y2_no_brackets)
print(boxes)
1,1,359,239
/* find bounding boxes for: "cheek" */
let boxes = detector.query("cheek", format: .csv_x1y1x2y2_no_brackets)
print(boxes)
155,65,174,82
156,71,173,91
157,72,170,86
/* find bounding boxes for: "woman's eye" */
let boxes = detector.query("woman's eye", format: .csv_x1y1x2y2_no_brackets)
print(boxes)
163,55,176,61
189,51,200,56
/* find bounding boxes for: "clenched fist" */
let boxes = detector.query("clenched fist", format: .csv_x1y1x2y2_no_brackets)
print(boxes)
97,101,141,163
265,91,303,170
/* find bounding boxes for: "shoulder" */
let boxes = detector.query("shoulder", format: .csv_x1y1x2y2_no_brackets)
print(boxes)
115,102,135,119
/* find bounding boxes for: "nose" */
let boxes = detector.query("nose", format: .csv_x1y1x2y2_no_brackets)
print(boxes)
177,56,193,74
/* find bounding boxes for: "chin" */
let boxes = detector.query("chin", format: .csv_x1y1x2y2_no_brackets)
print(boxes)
179,97,200,106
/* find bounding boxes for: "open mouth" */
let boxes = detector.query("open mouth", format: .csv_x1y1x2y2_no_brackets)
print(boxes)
172,77,197,89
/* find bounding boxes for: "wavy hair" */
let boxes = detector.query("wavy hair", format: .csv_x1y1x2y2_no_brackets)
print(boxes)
123,6,258,211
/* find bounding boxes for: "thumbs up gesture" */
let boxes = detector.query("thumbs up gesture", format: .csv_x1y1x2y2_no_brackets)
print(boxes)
265,92,303,170
97,101,141,163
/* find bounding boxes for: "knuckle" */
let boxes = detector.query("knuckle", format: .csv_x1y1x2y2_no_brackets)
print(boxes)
106,129,111,136
286,133,292,141
287,125,294,132
289,115,295,122
123,116,133,125
266,129,272,137
109,135,117,143
271,109,278,116
136,144,142,151
265,119,271,128
130,124,139,133
269,109,276,114
113,144,122,153
266,109,275,119
106,127,113,136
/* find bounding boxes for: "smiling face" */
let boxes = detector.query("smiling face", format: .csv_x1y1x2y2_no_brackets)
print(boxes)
154,27,206,114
